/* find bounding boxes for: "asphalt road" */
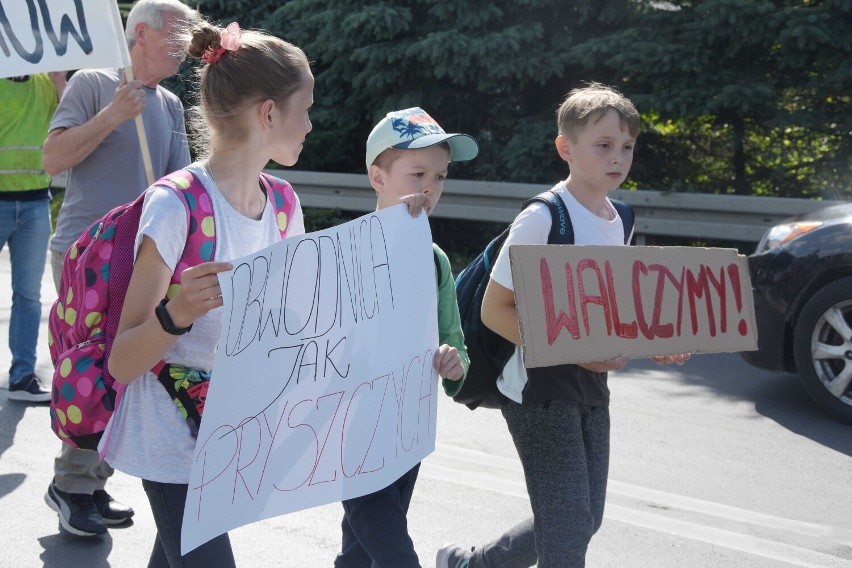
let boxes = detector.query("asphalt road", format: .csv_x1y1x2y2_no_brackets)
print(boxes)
1,248,850,568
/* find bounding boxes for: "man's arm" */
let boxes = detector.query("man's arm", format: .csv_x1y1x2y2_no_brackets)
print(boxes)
42,78,146,175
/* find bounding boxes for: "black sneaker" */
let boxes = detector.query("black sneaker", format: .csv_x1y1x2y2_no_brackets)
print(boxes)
7,373,51,403
92,489,134,524
44,479,107,536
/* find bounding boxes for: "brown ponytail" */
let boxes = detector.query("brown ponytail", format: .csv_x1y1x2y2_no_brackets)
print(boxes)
181,20,310,155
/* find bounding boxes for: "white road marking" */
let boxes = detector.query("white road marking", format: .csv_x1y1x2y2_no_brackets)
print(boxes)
605,504,851,568
423,442,852,567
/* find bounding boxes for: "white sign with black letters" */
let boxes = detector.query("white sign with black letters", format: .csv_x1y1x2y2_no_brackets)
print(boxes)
0,0,128,78
181,206,439,554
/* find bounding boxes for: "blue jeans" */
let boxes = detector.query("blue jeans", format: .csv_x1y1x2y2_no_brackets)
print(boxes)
0,198,51,385
335,463,422,568
142,479,236,568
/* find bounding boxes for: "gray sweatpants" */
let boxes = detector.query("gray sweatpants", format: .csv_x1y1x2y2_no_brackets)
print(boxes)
471,400,610,568
50,250,113,494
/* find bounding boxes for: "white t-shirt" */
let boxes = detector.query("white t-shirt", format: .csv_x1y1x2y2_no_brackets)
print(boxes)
490,181,631,403
101,162,304,483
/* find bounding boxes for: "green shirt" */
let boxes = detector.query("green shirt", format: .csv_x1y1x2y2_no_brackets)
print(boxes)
434,243,470,397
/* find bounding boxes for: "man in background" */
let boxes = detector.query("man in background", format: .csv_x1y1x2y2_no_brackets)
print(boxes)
0,72,66,403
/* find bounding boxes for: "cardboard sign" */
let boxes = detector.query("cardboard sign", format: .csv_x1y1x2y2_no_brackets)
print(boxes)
510,245,757,368
0,0,128,78
181,206,439,554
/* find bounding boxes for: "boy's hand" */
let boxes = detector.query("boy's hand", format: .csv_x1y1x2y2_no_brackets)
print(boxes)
399,193,433,217
579,354,628,373
650,353,691,366
434,344,463,381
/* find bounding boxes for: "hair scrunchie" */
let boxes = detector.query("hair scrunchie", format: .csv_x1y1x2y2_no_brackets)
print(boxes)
202,22,241,64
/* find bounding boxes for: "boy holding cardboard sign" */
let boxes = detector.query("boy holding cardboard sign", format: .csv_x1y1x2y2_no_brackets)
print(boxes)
333,107,476,567
437,84,687,568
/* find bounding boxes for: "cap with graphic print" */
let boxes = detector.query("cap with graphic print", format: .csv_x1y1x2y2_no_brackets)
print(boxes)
365,107,479,171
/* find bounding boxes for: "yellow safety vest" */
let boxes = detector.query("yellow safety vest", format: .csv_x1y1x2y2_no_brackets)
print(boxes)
0,74,58,192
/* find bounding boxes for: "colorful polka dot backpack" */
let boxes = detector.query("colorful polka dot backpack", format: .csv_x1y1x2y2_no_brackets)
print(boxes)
47,169,297,453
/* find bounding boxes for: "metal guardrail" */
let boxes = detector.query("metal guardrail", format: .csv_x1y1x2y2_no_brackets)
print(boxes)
51,169,845,244
273,170,846,244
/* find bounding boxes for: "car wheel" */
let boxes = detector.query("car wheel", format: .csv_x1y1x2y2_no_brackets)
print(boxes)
793,277,852,424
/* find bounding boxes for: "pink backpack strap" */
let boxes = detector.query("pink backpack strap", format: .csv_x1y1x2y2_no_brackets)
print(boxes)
150,169,217,298
260,172,298,239
151,169,297,297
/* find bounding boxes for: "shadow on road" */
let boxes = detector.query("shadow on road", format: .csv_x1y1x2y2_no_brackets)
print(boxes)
38,532,114,568
750,370,852,457
0,395,32,500
0,472,25,501
629,353,852,457
0,394,26,458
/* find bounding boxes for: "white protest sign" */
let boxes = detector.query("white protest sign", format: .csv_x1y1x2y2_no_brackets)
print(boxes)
510,245,758,367
181,206,439,554
0,0,129,78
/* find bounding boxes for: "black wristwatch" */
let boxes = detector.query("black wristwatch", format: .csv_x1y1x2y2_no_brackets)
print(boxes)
155,299,193,335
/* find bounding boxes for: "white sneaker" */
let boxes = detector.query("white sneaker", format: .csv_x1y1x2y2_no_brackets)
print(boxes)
436,542,472,568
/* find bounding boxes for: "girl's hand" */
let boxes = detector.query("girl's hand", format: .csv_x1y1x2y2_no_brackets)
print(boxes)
434,344,464,381
579,354,628,373
399,193,433,217
166,261,233,328
651,353,691,366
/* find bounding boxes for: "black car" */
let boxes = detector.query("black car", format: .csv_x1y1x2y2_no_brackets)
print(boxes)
742,202,852,423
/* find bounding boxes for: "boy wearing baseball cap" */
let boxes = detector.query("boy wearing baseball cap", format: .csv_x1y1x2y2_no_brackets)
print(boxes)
333,108,477,568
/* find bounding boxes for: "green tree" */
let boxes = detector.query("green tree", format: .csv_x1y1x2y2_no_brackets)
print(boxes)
197,0,637,183
571,0,852,197
192,0,850,198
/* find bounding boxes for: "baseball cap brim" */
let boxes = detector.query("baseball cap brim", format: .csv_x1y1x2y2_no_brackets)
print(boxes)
392,133,479,163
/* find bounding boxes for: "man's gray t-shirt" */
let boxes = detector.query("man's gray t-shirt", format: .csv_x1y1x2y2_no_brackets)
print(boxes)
50,68,190,255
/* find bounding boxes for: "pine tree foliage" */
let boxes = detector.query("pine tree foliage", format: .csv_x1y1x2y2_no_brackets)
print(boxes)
191,0,851,197
573,0,851,196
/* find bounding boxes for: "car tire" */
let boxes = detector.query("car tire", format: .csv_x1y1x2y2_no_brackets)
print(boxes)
793,276,852,424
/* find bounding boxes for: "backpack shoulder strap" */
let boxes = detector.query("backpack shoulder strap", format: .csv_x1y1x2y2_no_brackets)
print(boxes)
521,190,575,245
260,172,298,239
149,170,302,293
152,170,300,298
610,198,635,244
520,191,635,245
433,248,443,284
151,169,216,298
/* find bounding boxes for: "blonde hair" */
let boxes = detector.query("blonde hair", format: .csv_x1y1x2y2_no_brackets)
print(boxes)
557,82,640,140
371,142,452,172
183,21,310,155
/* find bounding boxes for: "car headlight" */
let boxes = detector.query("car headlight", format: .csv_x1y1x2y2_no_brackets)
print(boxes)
756,221,824,253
